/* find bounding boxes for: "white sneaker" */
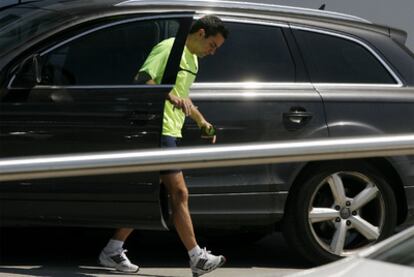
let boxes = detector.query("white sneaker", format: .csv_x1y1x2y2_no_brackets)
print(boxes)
99,248,139,273
190,248,226,277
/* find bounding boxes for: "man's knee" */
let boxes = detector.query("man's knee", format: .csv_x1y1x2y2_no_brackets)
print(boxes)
162,173,189,204
171,186,189,204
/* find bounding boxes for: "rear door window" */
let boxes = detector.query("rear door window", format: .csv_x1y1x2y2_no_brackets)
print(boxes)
196,22,296,82
293,29,397,84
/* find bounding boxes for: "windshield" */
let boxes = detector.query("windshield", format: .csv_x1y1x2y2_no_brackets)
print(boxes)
369,233,414,267
0,6,69,56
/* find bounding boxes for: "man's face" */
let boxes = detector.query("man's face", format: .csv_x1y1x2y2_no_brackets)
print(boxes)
193,29,225,58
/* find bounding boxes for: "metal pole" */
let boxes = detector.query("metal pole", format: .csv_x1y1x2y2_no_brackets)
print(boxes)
1,134,414,181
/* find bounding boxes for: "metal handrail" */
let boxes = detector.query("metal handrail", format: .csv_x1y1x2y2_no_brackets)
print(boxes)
1,134,414,181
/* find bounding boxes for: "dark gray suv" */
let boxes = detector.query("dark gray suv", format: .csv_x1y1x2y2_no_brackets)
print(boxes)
1,0,414,264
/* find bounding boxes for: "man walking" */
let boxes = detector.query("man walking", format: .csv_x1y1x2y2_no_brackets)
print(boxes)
99,15,228,277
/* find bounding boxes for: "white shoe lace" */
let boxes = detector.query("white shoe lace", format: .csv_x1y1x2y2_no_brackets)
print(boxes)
201,247,211,257
119,249,131,264
194,247,219,271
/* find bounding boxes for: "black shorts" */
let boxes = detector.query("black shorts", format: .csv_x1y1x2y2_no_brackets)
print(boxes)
160,135,182,175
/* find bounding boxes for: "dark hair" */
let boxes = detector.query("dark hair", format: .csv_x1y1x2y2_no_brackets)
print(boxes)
189,15,229,39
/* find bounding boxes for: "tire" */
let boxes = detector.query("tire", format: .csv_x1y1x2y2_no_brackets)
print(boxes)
283,161,397,265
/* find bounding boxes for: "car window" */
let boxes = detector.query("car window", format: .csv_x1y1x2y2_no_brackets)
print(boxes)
196,22,296,83
293,29,396,84
36,19,179,86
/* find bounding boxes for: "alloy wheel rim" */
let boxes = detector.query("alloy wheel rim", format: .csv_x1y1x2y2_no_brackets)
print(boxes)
308,171,386,257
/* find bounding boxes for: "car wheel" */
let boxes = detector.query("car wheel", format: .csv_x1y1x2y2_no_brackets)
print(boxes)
283,161,397,264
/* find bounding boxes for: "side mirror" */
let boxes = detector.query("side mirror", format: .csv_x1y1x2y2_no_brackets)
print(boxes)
11,54,43,88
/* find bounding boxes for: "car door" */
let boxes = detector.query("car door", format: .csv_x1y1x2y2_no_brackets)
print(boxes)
0,15,193,229
179,19,329,228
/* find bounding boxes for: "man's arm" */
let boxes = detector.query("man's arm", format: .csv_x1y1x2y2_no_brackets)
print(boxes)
145,79,157,85
144,79,194,117
145,79,215,143
188,102,216,144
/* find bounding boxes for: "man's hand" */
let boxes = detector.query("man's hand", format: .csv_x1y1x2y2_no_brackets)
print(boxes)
168,92,216,144
200,121,217,144
168,93,194,116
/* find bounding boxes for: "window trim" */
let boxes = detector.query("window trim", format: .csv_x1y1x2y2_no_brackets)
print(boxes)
190,82,317,101
195,14,289,28
290,24,403,88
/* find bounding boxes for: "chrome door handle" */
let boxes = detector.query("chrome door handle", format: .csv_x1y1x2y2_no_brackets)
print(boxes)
283,111,313,124
283,107,313,131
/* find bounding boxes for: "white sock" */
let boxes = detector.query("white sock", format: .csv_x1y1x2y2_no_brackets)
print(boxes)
104,239,124,253
188,245,202,261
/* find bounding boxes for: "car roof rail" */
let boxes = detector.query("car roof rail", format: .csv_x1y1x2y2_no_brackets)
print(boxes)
117,0,371,24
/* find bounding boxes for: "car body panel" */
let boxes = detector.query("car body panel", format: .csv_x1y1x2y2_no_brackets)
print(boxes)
0,86,168,228
181,85,328,228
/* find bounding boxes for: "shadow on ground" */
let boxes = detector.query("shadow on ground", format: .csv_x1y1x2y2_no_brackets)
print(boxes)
0,227,311,276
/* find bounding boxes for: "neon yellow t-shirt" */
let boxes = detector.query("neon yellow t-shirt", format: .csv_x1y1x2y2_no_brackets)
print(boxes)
139,38,198,138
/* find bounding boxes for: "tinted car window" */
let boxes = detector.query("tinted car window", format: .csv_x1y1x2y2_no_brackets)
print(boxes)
38,19,179,86
197,22,296,82
294,30,396,84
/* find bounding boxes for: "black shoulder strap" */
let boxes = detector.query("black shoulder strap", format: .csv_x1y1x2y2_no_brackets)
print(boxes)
179,67,197,76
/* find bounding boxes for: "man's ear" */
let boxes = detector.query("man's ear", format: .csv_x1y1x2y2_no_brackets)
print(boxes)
198,28,206,37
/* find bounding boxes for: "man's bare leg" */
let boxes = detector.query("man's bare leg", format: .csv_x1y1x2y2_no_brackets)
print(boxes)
112,228,134,242
162,171,197,251
162,171,226,276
